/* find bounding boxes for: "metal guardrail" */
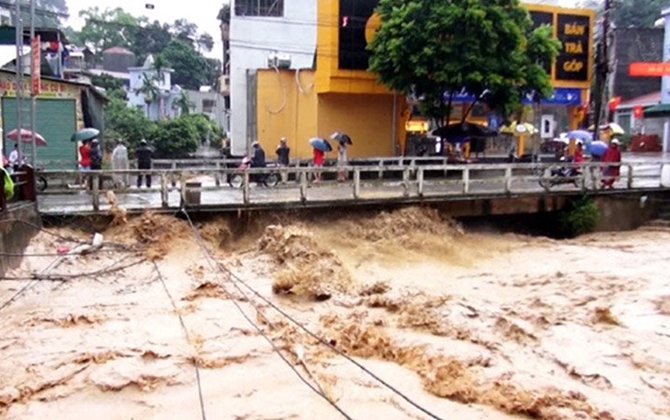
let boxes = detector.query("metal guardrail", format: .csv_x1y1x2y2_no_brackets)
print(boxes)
36,161,670,214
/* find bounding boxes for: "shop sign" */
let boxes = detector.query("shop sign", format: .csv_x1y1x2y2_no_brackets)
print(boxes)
0,79,71,98
555,13,590,83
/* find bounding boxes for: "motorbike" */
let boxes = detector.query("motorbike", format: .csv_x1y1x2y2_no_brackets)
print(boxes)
535,157,582,189
228,157,279,188
35,166,47,192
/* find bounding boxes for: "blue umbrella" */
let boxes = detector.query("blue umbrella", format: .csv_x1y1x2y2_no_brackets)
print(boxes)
566,130,593,141
309,137,332,152
587,141,608,157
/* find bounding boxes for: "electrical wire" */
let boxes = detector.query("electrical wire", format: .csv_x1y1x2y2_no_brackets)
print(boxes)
178,208,444,420
152,261,208,420
0,218,87,244
177,209,355,420
265,65,287,115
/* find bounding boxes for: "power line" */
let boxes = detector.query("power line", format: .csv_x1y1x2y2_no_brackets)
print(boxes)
179,208,445,420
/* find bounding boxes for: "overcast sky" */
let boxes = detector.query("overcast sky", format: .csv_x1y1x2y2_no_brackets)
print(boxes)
63,0,225,59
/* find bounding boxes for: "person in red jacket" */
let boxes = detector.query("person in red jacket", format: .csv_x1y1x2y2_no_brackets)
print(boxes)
601,139,622,189
313,147,325,182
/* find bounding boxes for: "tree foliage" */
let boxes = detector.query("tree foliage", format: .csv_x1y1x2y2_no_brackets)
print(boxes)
104,98,157,156
159,39,220,90
148,118,200,159
71,8,221,90
368,0,560,124
579,0,666,28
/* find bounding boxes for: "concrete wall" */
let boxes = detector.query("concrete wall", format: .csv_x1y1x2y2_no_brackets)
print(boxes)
255,69,406,159
593,195,656,232
229,0,317,155
0,203,42,277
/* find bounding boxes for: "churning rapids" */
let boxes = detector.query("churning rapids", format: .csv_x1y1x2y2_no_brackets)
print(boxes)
1,207,669,420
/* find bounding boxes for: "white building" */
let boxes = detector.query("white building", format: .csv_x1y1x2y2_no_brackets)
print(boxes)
127,55,179,121
229,0,317,155
183,88,229,132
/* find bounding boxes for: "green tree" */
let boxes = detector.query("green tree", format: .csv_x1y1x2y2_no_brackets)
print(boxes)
579,0,666,28
104,98,156,155
90,73,127,100
368,0,560,125
76,7,141,53
181,113,223,145
134,73,159,118
173,90,195,115
148,117,200,158
159,39,211,89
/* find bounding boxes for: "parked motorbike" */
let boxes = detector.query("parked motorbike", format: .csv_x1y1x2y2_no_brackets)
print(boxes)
536,157,581,189
35,166,47,192
228,157,279,188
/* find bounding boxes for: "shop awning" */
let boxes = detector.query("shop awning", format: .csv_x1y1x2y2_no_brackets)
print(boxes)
643,103,670,117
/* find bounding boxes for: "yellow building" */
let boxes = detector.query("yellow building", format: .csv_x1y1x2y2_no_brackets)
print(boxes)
250,0,594,159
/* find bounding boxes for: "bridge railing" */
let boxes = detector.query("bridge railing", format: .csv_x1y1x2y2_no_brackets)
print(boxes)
36,161,670,213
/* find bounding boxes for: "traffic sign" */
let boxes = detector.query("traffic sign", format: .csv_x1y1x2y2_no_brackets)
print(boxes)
629,62,670,77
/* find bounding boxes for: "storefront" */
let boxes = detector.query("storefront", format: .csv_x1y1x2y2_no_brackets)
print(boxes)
0,70,106,169
252,0,594,158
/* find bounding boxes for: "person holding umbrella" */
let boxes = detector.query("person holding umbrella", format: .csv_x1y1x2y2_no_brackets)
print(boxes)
601,139,622,189
331,132,352,182
308,137,332,182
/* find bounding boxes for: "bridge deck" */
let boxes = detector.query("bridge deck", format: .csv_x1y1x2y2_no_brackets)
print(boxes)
36,157,670,216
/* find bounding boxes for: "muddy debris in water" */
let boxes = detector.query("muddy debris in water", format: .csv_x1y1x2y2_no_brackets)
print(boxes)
593,307,621,326
494,316,537,342
359,281,391,296
258,225,354,301
23,313,103,328
654,296,670,315
320,314,612,420
107,211,191,260
183,281,228,301
341,206,465,242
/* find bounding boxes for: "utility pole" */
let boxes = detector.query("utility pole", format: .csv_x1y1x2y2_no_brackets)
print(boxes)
591,0,611,141
14,0,23,165
30,0,36,167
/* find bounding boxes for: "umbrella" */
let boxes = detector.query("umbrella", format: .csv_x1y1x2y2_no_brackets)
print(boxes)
432,122,497,139
587,122,626,135
499,122,537,135
309,137,332,152
566,130,593,141
330,131,353,145
6,129,47,146
587,140,608,157
71,127,100,142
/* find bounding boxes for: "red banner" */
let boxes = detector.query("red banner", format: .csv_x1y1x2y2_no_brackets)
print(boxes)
629,62,670,77
31,35,40,96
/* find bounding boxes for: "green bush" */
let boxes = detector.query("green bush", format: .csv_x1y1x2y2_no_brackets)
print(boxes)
180,113,223,149
148,117,200,158
559,196,600,237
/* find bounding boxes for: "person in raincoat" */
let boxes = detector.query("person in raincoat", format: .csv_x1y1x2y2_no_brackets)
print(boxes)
336,139,348,182
111,140,129,189
601,139,622,189
1,165,14,201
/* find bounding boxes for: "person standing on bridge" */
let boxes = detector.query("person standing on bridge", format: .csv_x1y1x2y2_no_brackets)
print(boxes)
601,139,621,189
276,137,290,183
111,140,129,189
89,139,103,191
136,139,153,188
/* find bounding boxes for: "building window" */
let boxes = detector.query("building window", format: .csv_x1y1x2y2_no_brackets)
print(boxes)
202,99,216,113
235,0,284,17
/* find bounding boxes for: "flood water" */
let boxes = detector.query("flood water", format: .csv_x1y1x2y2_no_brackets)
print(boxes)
1,208,669,420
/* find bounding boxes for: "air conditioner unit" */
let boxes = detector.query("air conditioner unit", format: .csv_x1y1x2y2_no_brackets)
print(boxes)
267,53,291,69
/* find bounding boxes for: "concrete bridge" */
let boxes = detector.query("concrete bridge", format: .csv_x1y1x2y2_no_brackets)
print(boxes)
27,156,670,217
